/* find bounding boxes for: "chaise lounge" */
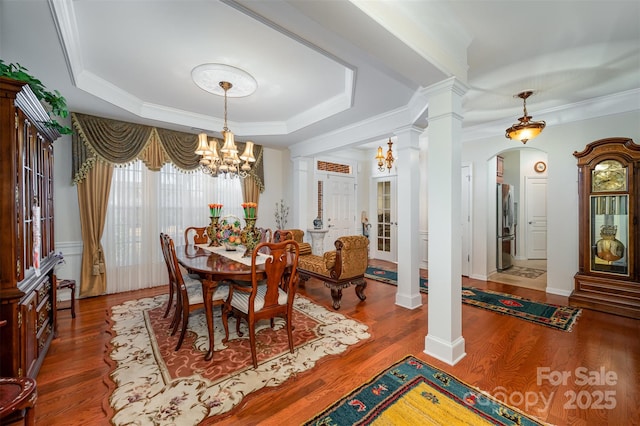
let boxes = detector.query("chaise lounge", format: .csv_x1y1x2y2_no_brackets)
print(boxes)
297,235,369,310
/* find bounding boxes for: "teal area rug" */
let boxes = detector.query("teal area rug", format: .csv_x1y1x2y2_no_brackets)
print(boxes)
365,266,581,332
304,355,547,426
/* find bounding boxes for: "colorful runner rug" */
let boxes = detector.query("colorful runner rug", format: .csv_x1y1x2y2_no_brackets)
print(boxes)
304,355,548,425
104,294,370,425
365,266,580,331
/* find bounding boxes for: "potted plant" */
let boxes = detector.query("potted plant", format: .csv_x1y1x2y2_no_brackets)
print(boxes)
0,59,72,134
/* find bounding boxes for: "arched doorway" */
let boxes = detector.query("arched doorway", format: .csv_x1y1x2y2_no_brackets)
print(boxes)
488,148,548,291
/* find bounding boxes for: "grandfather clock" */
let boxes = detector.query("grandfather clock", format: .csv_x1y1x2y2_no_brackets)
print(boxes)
571,137,640,318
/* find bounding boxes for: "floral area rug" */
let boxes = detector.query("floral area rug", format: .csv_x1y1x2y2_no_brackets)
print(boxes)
104,294,370,425
365,266,580,331
304,355,548,426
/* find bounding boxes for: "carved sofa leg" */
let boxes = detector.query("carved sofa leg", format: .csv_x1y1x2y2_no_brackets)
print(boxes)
354,278,367,301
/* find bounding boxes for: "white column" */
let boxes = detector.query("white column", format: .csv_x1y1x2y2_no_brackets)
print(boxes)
424,77,468,365
291,157,308,233
395,126,422,309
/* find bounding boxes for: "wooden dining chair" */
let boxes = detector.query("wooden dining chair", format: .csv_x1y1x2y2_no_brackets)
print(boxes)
0,320,37,426
222,240,300,368
184,226,208,245
163,233,229,351
256,227,273,254
159,232,178,321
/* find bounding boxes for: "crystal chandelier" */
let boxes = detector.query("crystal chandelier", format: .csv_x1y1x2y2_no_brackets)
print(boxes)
375,138,395,172
505,91,546,144
193,64,256,178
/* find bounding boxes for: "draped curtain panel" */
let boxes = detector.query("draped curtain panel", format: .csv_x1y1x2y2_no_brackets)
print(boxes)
71,112,265,189
77,161,113,297
242,175,262,216
70,112,265,296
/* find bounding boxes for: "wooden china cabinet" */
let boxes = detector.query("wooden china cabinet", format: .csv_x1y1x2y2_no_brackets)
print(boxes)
571,137,640,318
0,77,62,378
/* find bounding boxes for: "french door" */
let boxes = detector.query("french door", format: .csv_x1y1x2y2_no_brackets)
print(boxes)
374,177,397,262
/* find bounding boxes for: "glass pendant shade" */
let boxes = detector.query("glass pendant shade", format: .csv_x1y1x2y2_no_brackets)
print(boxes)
207,140,220,160
195,133,210,155
221,130,237,154
506,121,545,144
240,141,256,162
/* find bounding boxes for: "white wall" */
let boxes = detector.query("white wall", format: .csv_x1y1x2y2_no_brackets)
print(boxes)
462,110,640,296
53,131,82,288
256,147,288,231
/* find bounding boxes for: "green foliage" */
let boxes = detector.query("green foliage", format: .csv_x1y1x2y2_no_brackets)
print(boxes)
0,59,72,134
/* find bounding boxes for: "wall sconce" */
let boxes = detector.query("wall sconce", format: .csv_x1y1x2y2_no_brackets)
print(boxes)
375,138,395,172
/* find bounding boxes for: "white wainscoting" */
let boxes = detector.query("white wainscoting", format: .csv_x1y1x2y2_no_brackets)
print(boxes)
420,231,428,269
54,241,83,301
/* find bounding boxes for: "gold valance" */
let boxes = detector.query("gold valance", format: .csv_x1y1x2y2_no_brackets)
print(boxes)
71,112,265,192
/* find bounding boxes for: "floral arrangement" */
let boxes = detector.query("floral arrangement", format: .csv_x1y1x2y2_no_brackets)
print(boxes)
241,202,257,219
208,203,223,217
275,199,289,229
216,216,242,249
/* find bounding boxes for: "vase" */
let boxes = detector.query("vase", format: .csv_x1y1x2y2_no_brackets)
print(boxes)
207,216,221,247
596,224,624,262
313,216,322,229
241,217,261,257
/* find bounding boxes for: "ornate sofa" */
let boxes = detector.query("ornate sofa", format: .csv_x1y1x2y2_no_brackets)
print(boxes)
297,235,369,309
273,229,312,256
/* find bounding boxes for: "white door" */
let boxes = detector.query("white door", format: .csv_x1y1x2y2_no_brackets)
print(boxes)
324,175,356,248
526,176,547,259
461,165,471,276
374,177,397,262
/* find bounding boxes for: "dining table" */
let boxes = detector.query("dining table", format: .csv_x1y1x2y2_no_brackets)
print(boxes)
175,244,268,361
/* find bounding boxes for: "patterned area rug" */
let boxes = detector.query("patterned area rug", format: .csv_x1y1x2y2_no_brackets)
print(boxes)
499,265,546,279
365,266,580,331
304,355,548,425
104,294,370,425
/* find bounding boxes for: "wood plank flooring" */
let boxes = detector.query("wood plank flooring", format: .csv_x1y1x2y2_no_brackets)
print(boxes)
36,261,639,425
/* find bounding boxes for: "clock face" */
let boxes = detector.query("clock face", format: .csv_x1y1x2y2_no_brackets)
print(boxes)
592,160,627,192
534,161,546,173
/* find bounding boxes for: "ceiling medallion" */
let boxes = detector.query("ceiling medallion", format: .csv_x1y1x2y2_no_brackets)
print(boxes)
191,63,257,97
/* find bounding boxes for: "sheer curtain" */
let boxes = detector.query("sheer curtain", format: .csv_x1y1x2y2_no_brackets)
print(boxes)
102,161,243,294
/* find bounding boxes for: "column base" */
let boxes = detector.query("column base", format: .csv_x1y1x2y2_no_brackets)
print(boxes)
424,334,466,366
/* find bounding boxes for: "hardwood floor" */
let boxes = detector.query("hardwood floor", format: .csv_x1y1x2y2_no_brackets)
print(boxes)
36,261,639,425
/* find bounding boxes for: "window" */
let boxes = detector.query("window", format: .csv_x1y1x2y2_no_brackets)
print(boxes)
102,161,243,293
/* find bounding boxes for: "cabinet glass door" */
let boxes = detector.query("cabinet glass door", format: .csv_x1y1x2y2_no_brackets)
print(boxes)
590,195,628,275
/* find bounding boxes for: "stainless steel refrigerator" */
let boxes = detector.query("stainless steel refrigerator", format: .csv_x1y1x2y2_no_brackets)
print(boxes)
497,183,515,271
